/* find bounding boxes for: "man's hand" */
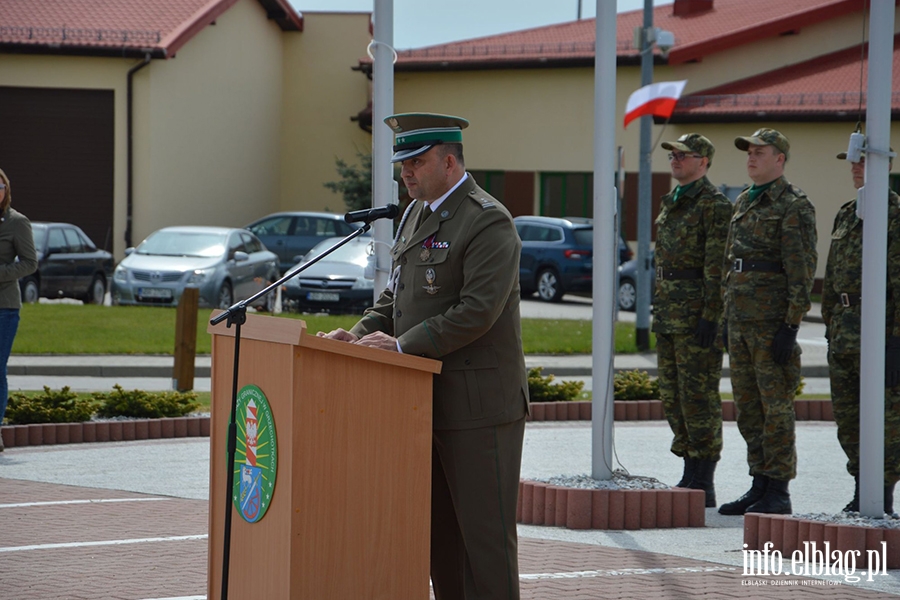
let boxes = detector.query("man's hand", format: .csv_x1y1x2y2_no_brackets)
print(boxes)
694,318,718,349
886,336,900,388
355,331,400,352
771,323,799,366
317,328,359,342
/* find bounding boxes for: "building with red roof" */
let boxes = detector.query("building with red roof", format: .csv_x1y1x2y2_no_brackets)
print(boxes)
359,0,899,281
0,1,371,259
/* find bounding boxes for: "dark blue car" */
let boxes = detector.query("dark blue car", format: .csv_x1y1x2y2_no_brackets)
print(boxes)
514,216,631,302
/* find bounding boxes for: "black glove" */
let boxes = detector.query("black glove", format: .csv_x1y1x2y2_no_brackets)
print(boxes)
772,323,799,366
694,318,718,349
886,336,900,388
722,320,729,353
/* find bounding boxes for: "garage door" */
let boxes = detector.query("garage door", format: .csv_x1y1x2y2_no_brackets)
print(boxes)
0,86,114,252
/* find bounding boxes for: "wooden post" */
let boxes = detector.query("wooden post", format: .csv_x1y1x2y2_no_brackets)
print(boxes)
173,287,199,391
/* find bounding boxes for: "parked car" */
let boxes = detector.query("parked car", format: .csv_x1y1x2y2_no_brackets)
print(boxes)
281,236,374,314
111,226,279,309
245,211,363,274
19,222,114,304
514,216,629,303
617,250,656,311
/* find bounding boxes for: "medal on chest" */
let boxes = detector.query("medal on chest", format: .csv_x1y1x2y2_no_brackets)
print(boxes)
420,234,435,262
423,267,441,295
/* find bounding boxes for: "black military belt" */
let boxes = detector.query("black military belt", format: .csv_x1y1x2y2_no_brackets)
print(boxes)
732,259,784,273
840,293,862,307
656,267,703,280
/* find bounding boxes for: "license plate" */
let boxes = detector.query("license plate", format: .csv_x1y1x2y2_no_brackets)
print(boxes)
138,287,173,299
307,292,340,302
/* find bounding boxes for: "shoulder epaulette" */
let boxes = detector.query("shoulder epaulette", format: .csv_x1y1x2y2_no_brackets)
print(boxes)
468,189,496,209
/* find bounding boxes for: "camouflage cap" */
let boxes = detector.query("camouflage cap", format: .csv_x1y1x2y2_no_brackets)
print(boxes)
661,133,715,162
384,112,469,163
836,146,894,160
734,128,790,158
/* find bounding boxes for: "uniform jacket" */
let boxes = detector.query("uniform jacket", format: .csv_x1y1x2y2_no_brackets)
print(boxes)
822,190,900,353
350,174,529,430
0,207,37,309
652,175,732,334
724,176,818,324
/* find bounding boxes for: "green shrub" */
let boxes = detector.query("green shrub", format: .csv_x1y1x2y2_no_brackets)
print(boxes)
614,369,660,400
528,367,585,402
93,385,199,419
6,386,96,424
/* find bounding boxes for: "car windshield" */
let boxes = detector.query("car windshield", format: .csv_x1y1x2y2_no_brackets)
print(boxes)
301,238,370,267
572,228,593,246
31,223,47,247
136,231,227,258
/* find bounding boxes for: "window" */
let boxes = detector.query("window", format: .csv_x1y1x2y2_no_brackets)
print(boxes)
249,216,293,236
48,228,67,254
540,173,593,218
62,227,84,253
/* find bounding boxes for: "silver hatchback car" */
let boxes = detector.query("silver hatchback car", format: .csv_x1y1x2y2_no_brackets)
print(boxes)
111,226,279,309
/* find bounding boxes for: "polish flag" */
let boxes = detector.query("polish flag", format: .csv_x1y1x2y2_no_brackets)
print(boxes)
623,80,688,128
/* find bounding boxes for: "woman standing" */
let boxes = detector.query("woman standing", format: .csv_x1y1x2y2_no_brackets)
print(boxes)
0,168,37,449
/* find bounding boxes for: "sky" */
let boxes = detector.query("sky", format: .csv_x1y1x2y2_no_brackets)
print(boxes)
289,0,673,50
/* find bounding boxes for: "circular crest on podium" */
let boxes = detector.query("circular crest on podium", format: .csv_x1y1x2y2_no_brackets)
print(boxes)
232,384,278,523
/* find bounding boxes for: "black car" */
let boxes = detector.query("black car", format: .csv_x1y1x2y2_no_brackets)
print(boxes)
514,216,630,302
19,222,115,304
617,250,656,311
245,211,362,274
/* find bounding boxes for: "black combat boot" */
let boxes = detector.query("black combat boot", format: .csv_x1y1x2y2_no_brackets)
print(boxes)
842,476,860,513
686,459,717,507
675,457,698,488
718,475,768,516
746,478,792,514
885,483,898,518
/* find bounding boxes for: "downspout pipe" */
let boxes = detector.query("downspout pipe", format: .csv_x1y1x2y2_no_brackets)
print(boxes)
126,53,152,249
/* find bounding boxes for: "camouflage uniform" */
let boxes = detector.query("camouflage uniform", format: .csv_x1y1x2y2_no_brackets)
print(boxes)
823,190,900,485
653,174,732,461
724,176,818,481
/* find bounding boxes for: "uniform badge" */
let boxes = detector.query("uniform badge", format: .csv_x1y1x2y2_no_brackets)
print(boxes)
423,268,440,295
420,247,431,261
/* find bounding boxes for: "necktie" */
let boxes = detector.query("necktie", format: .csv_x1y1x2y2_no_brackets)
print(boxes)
416,204,432,231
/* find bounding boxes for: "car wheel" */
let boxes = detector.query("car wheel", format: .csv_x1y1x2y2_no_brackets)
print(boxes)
20,277,39,304
536,268,564,302
84,275,106,305
618,278,637,311
217,282,233,309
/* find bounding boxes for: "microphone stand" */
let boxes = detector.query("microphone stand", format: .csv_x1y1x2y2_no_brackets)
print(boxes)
210,221,373,600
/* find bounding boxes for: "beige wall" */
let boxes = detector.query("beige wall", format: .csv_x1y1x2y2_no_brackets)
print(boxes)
133,0,284,248
281,11,372,214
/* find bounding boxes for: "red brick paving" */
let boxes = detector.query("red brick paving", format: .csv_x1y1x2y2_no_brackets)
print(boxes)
0,478,896,599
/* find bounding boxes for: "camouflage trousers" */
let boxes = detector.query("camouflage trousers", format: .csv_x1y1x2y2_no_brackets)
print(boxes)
656,332,724,461
828,351,900,485
728,319,800,481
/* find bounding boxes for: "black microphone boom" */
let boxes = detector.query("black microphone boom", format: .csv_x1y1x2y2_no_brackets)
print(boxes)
344,204,400,224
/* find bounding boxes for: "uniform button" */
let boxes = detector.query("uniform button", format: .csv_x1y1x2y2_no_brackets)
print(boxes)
397,310,402,317
399,283,405,290
401,257,407,265
464,359,471,365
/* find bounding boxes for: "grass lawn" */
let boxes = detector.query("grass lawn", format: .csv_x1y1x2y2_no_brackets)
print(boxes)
12,304,652,356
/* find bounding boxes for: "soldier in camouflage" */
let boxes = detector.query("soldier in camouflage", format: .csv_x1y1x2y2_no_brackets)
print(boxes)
718,128,818,516
653,133,732,507
822,148,900,516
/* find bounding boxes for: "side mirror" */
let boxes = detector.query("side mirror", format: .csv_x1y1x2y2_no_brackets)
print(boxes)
124,247,135,256
233,251,249,262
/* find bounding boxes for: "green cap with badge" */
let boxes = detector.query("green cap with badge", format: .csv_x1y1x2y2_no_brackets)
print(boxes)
384,113,469,163
734,128,790,159
661,133,715,166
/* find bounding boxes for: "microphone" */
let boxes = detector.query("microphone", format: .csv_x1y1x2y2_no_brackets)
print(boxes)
344,204,400,224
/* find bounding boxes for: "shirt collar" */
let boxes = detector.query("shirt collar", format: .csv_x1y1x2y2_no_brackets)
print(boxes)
424,172,469,213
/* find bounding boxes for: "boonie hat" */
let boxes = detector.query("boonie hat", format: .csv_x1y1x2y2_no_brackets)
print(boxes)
734,128,790,158
384,113,469,163
661,133,715,164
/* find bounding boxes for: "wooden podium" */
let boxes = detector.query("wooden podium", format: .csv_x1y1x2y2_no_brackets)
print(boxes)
207,312,440,599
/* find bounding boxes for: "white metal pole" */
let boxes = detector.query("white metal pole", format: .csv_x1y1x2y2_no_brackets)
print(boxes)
591,0,617,480
371,0,395,298
859,0,894,518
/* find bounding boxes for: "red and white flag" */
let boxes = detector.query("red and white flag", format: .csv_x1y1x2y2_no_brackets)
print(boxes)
623,80,687,128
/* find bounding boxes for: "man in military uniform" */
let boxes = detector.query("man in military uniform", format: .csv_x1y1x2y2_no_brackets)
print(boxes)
822,147,900,515
653,133,732,507
321,113,528,600
719,128,817,516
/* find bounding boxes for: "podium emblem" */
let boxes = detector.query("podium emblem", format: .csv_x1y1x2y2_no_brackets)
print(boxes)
232,384,278,523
